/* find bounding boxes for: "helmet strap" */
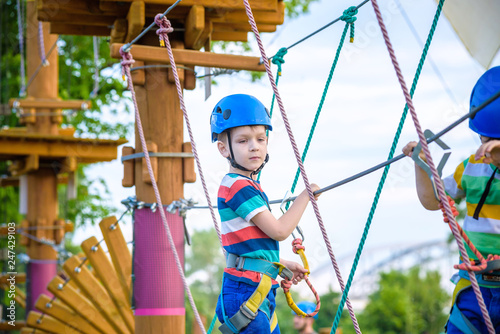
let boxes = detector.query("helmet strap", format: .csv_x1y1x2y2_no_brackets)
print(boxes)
226,131,269,177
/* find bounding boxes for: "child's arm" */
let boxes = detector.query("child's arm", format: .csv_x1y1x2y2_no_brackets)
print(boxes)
252,184,321,241
402,142,440,210
280,258,308,284
475,139,500,168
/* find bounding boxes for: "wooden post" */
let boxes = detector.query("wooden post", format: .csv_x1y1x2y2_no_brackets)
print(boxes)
133,61,186,333
25,1,59,312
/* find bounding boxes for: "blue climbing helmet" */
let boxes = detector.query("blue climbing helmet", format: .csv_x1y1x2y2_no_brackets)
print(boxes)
469,66,500,138
210,94,272,142
293,301,318,319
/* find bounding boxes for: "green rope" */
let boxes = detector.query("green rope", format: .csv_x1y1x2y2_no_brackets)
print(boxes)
206,313,217,334
258,47,287,182
330,0,446,332
286,6,358,210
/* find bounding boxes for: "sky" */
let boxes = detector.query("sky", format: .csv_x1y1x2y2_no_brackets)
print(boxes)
78,0,500,298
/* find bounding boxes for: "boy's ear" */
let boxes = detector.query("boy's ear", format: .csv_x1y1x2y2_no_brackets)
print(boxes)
218,141,230,158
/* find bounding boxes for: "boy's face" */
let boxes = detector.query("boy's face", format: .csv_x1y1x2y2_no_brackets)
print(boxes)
218,125,268,176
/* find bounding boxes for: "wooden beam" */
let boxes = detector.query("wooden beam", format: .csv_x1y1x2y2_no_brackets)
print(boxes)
99,216,132,304
192,20,212,50
21,328,51,334
37,0,104,15
0,320,25,330
63,255,132,334
81,238,134,333
50,23,110,36
35,294,101,334
212,3,285,25
184,5,205,49
0,132,126,163
126,1,145,43
9,98,90,110
38,11,116,26
111,43,265,71
26,311,74,334
100,0,278,11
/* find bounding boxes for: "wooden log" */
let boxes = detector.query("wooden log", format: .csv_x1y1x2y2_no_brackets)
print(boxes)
99,216,132,306
110,44,266,71
21,328,51,334
212,31,248,42
81,238,134,333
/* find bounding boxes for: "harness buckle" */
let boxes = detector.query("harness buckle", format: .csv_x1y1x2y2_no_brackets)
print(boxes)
235,256,246,271
279,267,294,281
239,304,258,320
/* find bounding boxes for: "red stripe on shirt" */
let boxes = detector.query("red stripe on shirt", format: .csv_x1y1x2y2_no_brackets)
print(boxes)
224,268,279,285
222,225,269,246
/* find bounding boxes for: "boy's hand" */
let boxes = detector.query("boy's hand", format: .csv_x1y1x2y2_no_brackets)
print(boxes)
402,141,426,161
310,183,321,200
281,259,308,284
475,139,500,168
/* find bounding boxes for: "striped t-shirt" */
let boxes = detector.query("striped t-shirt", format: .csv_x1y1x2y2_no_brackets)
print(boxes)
218,173,280,286
443,155,500,260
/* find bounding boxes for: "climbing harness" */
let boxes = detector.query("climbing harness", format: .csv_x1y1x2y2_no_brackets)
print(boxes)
219,253,293,334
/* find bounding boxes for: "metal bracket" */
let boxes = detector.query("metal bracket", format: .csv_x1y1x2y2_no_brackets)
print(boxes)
121,151,194,163
411,129,451,201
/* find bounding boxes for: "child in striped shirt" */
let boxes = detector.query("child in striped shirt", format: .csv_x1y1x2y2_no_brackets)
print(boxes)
210,94,320,334
403,66,500,333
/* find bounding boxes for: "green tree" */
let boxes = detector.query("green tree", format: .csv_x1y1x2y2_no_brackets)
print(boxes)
358,267,449,334
184,228,225,333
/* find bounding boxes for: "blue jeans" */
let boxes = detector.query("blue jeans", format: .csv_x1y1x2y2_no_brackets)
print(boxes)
447,285,500,333
216,279,280,334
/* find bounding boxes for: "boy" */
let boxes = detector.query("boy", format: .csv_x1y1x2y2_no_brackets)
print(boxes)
402,66,500,333
211,94,320,333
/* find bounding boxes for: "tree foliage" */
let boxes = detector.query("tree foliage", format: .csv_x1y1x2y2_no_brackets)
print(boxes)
357,267,450,334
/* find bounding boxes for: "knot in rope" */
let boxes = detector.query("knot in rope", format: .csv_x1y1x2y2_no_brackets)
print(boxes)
340,6,358,43
119,47,135,89
271,47,288,76
292,238,305,255
155,14,174,47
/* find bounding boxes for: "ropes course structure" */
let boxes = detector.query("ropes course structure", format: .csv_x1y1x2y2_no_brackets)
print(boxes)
2,0,500,334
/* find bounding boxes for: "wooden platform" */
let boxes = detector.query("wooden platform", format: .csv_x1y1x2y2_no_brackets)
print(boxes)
37,0,285,48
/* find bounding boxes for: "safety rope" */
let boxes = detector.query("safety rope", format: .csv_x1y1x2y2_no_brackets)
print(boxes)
38,22,48,66
120,46,207,334
153,14,223,251
369,0,494,332
16,0,26,97
242,1,361,332
280,238,320,318
331,0,445,331
287,6,358,211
